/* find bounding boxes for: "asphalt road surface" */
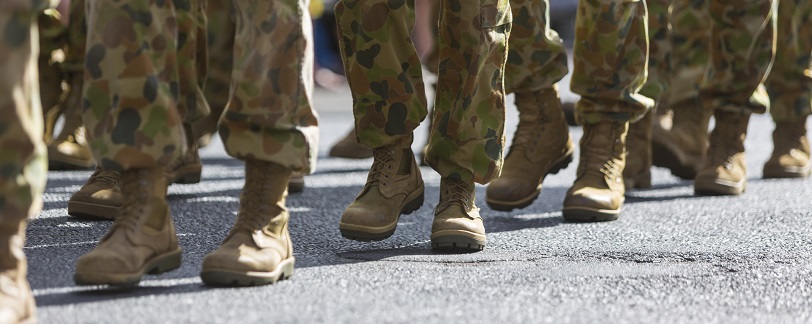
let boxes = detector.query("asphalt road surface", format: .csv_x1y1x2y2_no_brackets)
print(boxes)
28,87,812,323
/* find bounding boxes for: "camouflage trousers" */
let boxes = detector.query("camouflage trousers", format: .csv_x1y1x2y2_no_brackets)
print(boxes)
700,0,776,115
666,0,710,106
194,1,235,139
0,1,50,228
336,0,512,184
425,0,569,94
665,0,777,114
765,0,812,122
571,0,653,124
640,0,670,105
82,0,318,173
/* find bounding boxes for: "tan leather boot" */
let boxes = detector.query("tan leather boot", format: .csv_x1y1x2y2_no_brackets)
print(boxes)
0,220,36,323
486,87,574,211
562,121,628,222
288,172,305,193
329,128,373,159
201,160,294,286
651,98,712,179
340,137,424,241
432,177,486,251
763,120,811,178
74,168,181,286
694,111,750,196
166,142,202,185
624,110,653,189
48,73,94,170
166,123,202,185
68,166,122,220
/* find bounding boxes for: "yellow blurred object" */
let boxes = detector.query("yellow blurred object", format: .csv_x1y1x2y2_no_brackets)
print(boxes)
310,0,325,18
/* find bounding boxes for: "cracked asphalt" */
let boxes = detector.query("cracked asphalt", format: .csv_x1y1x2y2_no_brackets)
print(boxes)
27,86,812,323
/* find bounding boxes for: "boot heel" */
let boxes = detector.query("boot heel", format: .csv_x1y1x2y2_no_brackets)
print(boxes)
549,152,574,175
148,250,182,275
401,192,424,215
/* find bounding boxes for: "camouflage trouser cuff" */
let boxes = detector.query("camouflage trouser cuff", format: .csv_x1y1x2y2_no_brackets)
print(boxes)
702,91,768,116
575,98,651,124
769,95,812,123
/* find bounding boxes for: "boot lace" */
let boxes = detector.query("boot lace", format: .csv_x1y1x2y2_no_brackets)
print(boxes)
117,173,148,231
508,110,549,154
438,178,472,211
89,168,119,186
707,115,744,167
232,165,276,233
578,124,623,180
365,148,395,189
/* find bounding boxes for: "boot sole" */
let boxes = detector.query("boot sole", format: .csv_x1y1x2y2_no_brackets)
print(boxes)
68,201,121,220
694,178,746,196
48,150,94,170
339,186,425,242
562,207,621,222
430,231,486,252
200,257,295,287
74,248,182,287
288,178,305,193
762,164,812,179
169,164,202,184
624,170,652,190
486,150,575,212
651,138,699,180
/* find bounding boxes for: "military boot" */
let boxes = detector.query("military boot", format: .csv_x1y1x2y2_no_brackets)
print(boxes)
166,123,203,185
562,121,628,222
74,168,181,286
329,128,373,159
68,166,122,220
0,217,36,323
623,111,653,189
651,98,712,179
694,111,750,196
432,177,486,251
763,120,812,178
48,73,94,170
288,172,305,193
166,142,203,185
340,137,424,241
486,87,574,211
201,160,294,286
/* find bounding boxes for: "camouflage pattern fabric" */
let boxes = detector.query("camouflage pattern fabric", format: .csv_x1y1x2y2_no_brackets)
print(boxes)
425,0,567,94
174,0,210,126
37,8,67,119
699,0,777,115
82,0,186,170
765,0,812,122
83,0,318,173
571,0,654,124
639,0,670,105
336,0,512,184
504,0,568,93
219,0,319,174
194,1,235,139
667,0,710,106
0,0,51,224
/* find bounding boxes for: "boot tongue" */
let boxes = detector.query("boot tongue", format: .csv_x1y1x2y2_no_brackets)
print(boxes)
439,178,474,212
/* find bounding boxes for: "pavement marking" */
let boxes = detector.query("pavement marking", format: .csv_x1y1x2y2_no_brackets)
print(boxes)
25,233,196,250
186,197,240,203
33,277,203,297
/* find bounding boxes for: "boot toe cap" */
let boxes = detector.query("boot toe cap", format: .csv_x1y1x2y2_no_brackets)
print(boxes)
563,188,622,211
486,179,538,202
